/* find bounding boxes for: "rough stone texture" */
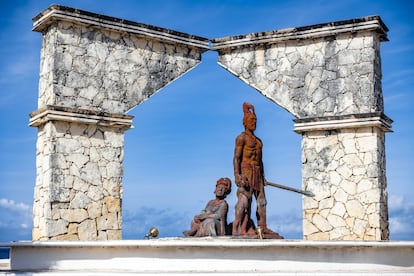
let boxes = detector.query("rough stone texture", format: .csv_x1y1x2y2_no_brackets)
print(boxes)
32,120,124,240
37,21,205,114
31,6,391,241
215,33,384,118
212,16,391,240
31,5,209,241
301,127,389,240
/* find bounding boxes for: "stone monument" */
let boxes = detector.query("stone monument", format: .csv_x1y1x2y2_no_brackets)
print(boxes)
30,5,391,241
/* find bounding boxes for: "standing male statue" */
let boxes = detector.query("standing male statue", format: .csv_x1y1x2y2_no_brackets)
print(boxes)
232,102,283,239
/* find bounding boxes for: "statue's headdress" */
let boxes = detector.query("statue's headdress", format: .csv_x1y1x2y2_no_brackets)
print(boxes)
242,102,256,127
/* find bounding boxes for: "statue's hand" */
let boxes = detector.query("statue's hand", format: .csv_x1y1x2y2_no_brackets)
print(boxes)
235,174,243,187
241,175,249,187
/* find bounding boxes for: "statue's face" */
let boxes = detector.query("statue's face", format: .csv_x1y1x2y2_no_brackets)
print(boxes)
245,115,257,131
215,183,228,198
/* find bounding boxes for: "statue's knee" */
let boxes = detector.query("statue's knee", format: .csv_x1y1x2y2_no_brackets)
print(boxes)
257,198,267,207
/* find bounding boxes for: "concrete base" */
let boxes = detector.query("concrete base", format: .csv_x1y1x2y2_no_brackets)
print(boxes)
1,238,414,275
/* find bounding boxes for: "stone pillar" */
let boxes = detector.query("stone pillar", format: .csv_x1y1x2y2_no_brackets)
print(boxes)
294,114,392,240
212,16,391,240
30,5,209,240
30,107,132,240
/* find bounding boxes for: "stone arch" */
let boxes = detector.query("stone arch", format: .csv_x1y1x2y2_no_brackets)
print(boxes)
30,5,392,241
30,5,209,240
211,16,392,240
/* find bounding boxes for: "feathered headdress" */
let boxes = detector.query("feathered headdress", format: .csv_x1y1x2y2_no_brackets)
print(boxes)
242,102,256,126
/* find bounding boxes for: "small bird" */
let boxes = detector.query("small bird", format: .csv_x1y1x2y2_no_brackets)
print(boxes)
144,227,159,239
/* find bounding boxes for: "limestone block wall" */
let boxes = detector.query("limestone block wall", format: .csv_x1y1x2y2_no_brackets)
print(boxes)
212,16,392,240
34,5,209,114
30,5,209,240
30,108,129,240
298,124,390,240
212,17,388,118
30,6,392,241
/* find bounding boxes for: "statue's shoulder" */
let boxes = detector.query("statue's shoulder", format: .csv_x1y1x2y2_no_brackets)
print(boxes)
236,131,247,138
235,132,247,143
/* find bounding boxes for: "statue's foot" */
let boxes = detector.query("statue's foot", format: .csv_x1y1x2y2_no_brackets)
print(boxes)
238,226,257,236
261,227,284,239
183,230,195,237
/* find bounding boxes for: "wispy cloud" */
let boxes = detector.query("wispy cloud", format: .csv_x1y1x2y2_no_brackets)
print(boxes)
0,198,32,242
383,44,414,55
123,205,303,239
267,209,302,239
383,69,414,88
0,198,30,212
0,54,39,86
123,206,191,239
388,194,414,240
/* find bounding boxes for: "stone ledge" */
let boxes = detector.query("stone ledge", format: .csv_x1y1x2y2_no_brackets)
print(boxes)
33,4,210,50
211,16,388,50
29,105,134,130
293,112,393,133
2,239,413,274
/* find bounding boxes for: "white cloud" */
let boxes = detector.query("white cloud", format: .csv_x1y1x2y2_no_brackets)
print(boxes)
389,217,410,234
0,198,32,242
388,195,414,240
383,44,414,55
388,194,404,211
0,198,31,212
123,207,192,239
123,205,303,239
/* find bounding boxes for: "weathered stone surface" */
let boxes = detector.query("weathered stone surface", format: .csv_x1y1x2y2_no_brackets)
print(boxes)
68,209,88,223
107,229,122,240
327,214,346,228
46,219,68,237
31,5,209,241
78,219,98,240
346,200,365,219
96,213,119,231
30,6,390,242
70,192,91,209
303,220,319,236
104,196,121,213
35,12,208,114
87,201,102,219
68,223,78,235
214,32,385,118
313,214,333,232
301,126,389,240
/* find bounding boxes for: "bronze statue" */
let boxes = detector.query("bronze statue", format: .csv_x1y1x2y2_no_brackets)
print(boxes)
183,177,232,237
232,102,283,239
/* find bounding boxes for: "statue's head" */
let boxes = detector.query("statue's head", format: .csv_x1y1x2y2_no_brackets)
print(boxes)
242,102,256,131
216,177,232,196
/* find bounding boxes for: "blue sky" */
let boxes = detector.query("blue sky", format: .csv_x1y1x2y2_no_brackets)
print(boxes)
0,0,413,241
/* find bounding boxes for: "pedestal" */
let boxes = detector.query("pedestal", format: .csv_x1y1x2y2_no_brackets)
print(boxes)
2,239,414,274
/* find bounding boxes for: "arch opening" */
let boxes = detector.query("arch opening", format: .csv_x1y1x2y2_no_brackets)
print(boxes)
122,50,302,239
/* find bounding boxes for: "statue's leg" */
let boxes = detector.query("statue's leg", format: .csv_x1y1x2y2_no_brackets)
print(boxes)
255,189,267,228
255,189,283,238
233,193,248,235
240,197,252,235
233,201,243,235
183,219,199,236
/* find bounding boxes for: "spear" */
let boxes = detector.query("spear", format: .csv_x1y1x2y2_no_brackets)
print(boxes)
265,181,314,197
